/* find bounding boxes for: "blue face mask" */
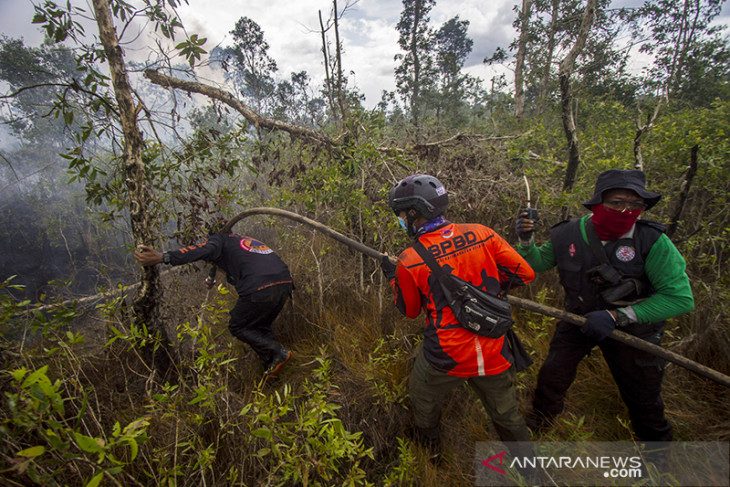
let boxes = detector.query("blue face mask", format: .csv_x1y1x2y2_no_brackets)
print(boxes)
397,216,408,232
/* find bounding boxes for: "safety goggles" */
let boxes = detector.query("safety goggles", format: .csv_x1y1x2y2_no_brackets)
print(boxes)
602,200,648,212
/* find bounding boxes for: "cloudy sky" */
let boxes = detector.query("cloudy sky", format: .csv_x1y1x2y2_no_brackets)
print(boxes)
0,0,523,107
1,0,728,108
172,0,517,104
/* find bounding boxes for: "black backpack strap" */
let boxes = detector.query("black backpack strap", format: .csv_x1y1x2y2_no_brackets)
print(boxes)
412,240,460,295
412,240,442,275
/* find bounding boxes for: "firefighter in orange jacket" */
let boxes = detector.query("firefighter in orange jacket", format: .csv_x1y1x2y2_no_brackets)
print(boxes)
381,174,536,462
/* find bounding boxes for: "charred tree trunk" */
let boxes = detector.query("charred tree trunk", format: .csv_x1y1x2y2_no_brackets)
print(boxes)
559,0,598,196
559,73,581,193
92,0,174,377
667,145,699,238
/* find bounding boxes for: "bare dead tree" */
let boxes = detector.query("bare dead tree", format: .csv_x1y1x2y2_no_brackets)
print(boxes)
333,0,347,122
318,10,338,124
559,0,598,195
514,0,532,119
633,100,663,171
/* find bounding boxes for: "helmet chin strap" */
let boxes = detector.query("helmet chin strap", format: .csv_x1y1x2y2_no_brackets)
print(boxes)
405,209,420,237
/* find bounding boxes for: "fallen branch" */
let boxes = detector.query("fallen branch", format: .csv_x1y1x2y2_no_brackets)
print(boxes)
17,268,180,315
143,69,337,151
377,133,521,154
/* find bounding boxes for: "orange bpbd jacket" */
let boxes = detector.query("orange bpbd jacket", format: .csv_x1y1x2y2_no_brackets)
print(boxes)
390,222,535,377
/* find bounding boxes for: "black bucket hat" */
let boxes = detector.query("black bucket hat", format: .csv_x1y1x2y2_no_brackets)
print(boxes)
582,169,662,210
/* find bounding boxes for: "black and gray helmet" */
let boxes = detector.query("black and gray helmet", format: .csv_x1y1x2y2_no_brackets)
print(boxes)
388,174,449,220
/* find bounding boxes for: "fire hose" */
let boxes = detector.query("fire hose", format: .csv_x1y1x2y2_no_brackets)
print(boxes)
208,207,730,389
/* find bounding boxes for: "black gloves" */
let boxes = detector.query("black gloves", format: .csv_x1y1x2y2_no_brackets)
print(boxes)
515,208,538,241
380,255,397,280
580,310,616,341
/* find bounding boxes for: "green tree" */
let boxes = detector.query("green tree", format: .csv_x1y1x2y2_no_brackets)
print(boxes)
273,71,326,127
394,0,437,128
433,16,474,124
223,17,278,114
637,0,730,106
490,0,632,118
0,38,81,193
28,0,204,376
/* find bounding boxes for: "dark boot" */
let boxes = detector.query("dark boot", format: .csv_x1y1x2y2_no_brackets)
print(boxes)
525,408,553,435
408,426,442,465
264,348,292,382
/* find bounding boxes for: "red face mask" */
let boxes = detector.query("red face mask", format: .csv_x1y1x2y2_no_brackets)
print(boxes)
591,203,643,240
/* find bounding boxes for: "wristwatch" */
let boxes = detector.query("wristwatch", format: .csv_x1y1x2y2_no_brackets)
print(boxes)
614,309,631,328
162,252,171,264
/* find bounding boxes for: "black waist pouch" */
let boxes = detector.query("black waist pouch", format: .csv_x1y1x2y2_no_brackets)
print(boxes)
440,274,515,338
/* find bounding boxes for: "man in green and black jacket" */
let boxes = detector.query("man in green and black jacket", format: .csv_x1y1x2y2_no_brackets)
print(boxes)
515,169,694,441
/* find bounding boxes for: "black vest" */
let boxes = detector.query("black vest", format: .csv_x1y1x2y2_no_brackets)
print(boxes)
551,218,664,315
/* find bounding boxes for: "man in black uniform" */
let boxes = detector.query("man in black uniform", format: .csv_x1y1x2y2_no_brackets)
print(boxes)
135,233,294,381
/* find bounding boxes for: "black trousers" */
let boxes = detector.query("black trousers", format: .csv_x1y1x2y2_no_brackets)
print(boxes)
533,320,672,441
228,283,292,368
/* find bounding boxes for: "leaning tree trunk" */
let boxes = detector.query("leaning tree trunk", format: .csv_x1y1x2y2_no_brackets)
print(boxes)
92,0,173,377
667,144,699,238
559,0,598,198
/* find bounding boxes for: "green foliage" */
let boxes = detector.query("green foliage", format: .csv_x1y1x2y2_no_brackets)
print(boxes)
363,335,408,406
246,353,374,486
394,0,438,124
176,34,208,67
3,1,730,486
381,437,418,486
0,284,150,486
636,0,729,105
3,363,151,485
217,16,279,114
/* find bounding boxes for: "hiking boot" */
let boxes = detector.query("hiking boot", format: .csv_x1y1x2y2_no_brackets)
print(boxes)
407,426,442,465
264,348,292,382
525,409,552,435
